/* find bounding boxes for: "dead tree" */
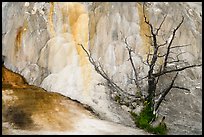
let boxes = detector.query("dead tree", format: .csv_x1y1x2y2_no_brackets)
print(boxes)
79,3,202,123
78,43,143,102
142,4,201,115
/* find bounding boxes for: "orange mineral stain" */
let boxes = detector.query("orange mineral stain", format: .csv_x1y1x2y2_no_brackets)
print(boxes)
51,2,92,95
137,3,152,56
68,3,91,95
15,21,28,54
137,3,163,65
48,2,55,37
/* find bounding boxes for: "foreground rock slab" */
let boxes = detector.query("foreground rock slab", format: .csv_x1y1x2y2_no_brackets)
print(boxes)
2,66,150,135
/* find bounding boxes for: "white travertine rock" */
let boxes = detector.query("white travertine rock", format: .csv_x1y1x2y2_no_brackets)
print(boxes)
24,2,29,7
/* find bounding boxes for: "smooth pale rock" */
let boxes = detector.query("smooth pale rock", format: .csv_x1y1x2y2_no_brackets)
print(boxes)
132,105,143,115
24,2,29,7
121,105,131,112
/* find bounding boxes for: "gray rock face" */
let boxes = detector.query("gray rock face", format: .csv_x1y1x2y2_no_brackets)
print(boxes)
2,2,202,134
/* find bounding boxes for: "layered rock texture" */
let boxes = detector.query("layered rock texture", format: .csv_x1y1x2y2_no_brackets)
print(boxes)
2,2,202,134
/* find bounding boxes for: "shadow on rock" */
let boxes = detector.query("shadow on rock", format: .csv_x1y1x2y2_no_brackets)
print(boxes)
3,106,34,129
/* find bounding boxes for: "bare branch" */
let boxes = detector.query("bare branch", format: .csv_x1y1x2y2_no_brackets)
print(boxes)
78,44,94,64
154,72,179,111
157,54,167,58
153,64,202,77
163,16,184,69
170,44,191,49
155,85,190,97
138,75,148,81
174,16,185,31
145,34,153,38
166,59,188,64
128,77,137,84
168,56,176,60
172,86,190,91
166,51,188,64
124,37,141,89
155,90,164,97
143,4,154,35
155,15,167,35
160,51,178,57
155,65,163,85
176,51,187,57
142,60,149,66
79,44,142,99
146,51,151,66
158,41,167,48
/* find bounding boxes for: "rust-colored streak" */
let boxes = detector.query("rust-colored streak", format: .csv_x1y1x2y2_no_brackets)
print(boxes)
137,3,152,55
48,3,91,95
61,7,69,33
48,2,55,37
2,66,28,88
137,3,163,65
59,3,91,94
15,27,24,53
14,21,28,54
